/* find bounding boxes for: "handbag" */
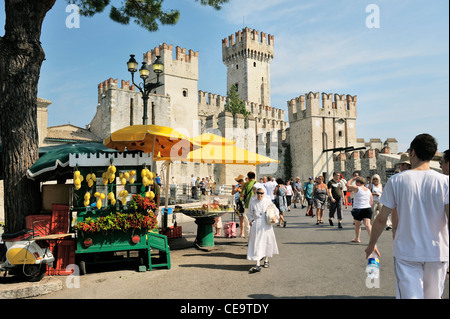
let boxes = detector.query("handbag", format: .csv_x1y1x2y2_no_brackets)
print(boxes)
265,203,279,225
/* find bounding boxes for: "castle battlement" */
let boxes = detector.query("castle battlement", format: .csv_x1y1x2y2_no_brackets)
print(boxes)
198,89,286,124
222,27,274,63
143,43,199,80
143,43,199,64
98,78,118,94
98,78,140,95
198,90,227,110
288,92,357,122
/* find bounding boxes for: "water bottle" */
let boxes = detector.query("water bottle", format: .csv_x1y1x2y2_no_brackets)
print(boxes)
366,253,380,279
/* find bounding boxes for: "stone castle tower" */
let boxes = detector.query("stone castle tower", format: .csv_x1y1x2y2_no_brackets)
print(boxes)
222,28,274,106
287,92,358,181
143,44,200,137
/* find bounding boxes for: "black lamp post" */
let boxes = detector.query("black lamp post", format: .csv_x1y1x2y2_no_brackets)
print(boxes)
127,54,164,125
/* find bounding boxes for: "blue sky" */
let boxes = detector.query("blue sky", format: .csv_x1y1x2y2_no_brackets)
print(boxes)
1,0,448,152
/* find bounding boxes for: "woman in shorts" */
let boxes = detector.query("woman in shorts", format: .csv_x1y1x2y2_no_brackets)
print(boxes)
346,176,373,243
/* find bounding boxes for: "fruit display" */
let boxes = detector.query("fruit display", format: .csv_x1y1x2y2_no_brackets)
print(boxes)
73,165,157,210
175,204,233,218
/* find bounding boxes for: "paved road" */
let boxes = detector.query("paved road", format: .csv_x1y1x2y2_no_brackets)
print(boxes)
36,205,448,300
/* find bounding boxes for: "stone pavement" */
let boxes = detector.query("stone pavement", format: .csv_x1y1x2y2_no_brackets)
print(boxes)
1,205,449,300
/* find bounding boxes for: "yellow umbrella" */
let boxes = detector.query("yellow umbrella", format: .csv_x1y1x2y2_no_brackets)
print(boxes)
190,133,236,146
103,124,198,157
157,143,279,165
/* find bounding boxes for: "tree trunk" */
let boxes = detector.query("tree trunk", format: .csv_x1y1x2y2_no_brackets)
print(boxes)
0,0,56,232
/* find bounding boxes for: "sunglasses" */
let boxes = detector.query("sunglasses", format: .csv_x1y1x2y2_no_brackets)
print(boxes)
256,192,264,195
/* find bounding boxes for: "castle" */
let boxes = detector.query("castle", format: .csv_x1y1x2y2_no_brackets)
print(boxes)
43,27,401,185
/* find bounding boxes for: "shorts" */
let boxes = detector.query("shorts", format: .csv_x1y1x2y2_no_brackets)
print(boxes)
351,207,372,221
305,197,312,206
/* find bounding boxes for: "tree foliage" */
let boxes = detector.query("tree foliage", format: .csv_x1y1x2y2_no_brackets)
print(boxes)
68,0,228,31
225,84,249,118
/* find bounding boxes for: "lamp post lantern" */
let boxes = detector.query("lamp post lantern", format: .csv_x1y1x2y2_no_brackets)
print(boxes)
127,54,164,125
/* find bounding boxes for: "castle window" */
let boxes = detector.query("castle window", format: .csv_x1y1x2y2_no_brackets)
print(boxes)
236,64,239,69
254,62,256,67
182,89,188,97
235,83,239,91
338,130,343,137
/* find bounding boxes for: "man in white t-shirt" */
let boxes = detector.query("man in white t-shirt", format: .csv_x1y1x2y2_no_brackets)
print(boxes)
263,176,277,202
365,134,449,299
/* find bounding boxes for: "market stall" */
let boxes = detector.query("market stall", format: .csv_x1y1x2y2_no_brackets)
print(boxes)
68,151,162,274
72,125,196,273
25,124,196,275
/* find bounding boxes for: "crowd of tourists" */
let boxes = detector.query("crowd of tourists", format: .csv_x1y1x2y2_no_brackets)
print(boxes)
227,134,449,299
180,134,448,299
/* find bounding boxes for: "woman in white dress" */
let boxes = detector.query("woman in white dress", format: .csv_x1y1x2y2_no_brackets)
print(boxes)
247,187,280,273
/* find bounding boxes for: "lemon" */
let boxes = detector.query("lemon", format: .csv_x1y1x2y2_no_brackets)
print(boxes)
111,198,116,206
129,177,135,184
123,172,130,179
73,171,81,178
100,193,106,200
86,173,92,181
94,192,100,198
121,178,127,185
84,192,90,200
91,173,96,181
84,200,90,207
130,170,136,176
121,198,127,205
88,179,94,188
96,199,102,209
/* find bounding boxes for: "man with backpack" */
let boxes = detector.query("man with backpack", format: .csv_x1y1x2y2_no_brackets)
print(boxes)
241,171,256,238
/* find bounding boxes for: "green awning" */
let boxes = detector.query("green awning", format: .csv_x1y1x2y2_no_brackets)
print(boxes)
26,142,118,181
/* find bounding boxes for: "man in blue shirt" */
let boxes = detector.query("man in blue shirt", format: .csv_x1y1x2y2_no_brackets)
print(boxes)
303,177,315,216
